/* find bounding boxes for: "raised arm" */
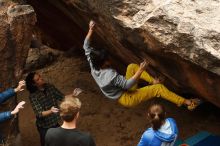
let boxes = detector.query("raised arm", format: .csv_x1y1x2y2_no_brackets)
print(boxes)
83,20,95,55
130,60,148,81
83,20,97,69
0,111,12,123
124,60,149,89
85,20,95,41
112,60,149,90
0,101,25,123
0,89,15,104
0,80,25,104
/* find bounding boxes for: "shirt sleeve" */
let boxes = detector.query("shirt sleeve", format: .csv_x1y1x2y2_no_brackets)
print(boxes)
138,131,152,146
138,134,148,146
83,38,94,69
0,88,15,104
29,95,44,118
83,38,92,56
0,111,12,123
111,73,136,90
111,74,127,89
124,78,136,90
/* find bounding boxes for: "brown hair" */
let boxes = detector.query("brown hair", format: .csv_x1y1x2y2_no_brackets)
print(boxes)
60,98,81,122
148,104,166,131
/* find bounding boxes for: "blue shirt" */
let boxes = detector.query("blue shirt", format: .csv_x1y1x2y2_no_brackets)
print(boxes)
138,118,178,146
0,88,15,122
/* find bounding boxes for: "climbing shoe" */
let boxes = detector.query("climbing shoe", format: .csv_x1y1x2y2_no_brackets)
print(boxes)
187,98,202,111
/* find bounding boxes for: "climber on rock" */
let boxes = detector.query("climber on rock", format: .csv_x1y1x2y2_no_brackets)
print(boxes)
82,20,201,110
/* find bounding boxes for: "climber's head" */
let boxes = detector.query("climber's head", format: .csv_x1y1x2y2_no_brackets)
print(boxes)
90,49,111,70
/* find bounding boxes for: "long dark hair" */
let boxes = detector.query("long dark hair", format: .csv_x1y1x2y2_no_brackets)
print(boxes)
90,49,109,70
25,72,38,93
148,103,166,131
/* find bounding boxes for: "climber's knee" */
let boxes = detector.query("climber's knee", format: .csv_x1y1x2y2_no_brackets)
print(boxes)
152,83,164,89
127,63,139,70
151,84,167,95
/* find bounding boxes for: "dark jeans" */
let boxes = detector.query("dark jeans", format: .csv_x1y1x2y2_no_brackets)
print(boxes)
0,132,4,144
37,124,59,146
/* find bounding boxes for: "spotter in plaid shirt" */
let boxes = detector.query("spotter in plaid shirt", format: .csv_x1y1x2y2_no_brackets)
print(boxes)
29,83,64,128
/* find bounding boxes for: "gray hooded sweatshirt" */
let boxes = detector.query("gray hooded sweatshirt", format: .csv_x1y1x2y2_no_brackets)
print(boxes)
83,38,135,99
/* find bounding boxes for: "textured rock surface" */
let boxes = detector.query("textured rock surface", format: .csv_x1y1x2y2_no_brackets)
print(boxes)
25,45,63,72
0,1,36,145
114,0,220,74
27,0,220,107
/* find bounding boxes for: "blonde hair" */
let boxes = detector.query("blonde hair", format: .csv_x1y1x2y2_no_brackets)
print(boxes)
60,98,81,122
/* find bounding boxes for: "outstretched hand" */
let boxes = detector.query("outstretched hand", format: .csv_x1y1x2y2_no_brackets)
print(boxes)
72,88,83,97
89,20,95,30
85,20,95,40
50,106,59,113
64,88,83,99
11,101,26,115
14,80,26,93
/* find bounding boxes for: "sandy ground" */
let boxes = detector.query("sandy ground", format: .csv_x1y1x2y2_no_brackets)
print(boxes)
18,55,220,146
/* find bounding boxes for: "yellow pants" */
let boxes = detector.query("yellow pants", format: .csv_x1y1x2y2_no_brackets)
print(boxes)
118,64,185,107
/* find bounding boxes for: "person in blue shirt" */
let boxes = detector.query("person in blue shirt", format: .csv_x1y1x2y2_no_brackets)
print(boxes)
138,103,178,146
0,80,26,122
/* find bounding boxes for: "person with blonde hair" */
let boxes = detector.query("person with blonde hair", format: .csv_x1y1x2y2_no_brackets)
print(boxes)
45,97,96,146
138,103,178,146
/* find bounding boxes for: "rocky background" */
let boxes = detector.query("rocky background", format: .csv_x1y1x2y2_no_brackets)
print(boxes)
0,0,36,145
0,0,220,145
27,0,220,107
17,55,220,146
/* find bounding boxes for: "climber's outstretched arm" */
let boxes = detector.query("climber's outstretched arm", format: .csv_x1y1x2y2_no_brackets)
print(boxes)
85,20,95,41
83,20,95,56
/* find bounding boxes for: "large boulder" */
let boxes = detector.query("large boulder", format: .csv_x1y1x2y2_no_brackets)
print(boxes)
27,0,220,107
0,1,36,145
25,45,62,72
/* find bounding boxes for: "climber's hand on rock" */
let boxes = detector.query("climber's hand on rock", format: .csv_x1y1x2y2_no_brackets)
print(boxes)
89,20,95,30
